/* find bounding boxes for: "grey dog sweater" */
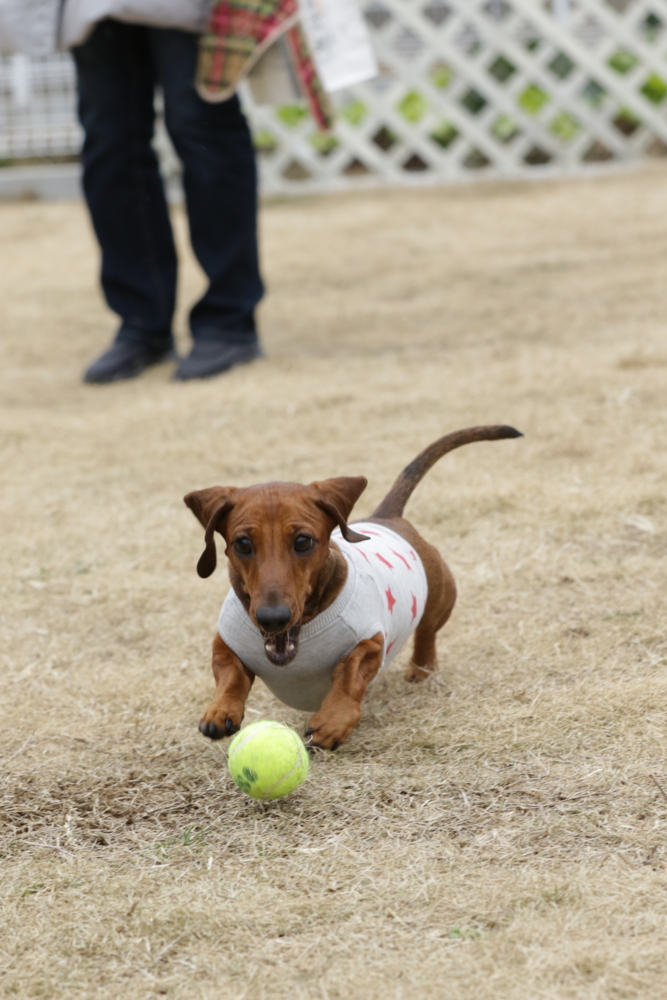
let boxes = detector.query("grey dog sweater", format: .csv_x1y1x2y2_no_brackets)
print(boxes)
217,522,429,713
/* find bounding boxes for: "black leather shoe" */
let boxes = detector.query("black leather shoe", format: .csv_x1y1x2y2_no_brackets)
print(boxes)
173,340,263,381
83,340,175,384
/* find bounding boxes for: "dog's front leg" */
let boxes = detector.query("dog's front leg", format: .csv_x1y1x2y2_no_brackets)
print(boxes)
305,633,384,750
199,633,255,740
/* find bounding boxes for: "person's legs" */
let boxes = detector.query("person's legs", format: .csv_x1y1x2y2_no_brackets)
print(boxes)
73,20,177,381
149,28,264,378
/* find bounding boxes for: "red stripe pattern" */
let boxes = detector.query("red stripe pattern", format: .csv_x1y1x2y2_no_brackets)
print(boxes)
332,521,428,667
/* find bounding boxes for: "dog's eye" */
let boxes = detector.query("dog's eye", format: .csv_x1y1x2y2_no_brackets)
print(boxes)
233,537,253,557
293,535,314,554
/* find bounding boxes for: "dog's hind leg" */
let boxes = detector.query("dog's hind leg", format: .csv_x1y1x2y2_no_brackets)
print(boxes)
405,548,456,683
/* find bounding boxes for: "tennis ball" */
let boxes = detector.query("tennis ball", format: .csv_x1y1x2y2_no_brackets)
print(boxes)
228,721,309,800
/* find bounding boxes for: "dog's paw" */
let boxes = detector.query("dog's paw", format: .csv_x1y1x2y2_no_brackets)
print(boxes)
404,660,437,683
198,702,243,740
304,699,361,751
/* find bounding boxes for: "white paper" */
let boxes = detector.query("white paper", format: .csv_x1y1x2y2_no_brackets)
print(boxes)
298,0,378,94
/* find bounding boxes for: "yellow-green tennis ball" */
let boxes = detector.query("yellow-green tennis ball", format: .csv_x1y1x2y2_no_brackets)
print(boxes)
228,721,309,800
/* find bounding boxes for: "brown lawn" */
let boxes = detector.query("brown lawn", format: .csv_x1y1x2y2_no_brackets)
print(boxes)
2,164,667,999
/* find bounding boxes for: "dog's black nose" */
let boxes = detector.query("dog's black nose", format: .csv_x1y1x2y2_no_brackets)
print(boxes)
256,605,292,633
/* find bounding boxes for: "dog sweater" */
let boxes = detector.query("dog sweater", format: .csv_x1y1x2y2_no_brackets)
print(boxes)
217,522,429,712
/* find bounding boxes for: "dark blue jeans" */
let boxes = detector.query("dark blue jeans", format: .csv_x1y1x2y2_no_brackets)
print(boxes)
73,20,264,348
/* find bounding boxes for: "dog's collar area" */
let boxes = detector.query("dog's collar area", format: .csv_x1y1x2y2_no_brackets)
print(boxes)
262,624,301,665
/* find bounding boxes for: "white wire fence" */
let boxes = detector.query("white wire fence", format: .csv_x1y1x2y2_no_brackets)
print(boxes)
2,0,667,195
0,52,79,161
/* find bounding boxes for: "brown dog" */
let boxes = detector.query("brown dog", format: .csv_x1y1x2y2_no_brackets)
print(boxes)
184,425,521,749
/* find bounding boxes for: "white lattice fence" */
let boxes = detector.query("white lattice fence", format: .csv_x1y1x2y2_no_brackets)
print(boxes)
2,0,667,194
248,0,667,192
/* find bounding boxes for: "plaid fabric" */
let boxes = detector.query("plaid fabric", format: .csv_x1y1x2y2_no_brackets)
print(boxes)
196,0,333,130
284,23,333,131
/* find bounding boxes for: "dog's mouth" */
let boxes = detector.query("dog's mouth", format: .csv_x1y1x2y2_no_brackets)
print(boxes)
263,624,301,666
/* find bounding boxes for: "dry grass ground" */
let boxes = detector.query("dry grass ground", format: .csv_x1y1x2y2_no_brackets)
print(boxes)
1,164,667,1000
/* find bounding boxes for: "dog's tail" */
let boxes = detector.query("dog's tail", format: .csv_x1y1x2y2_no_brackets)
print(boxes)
371,425,523,520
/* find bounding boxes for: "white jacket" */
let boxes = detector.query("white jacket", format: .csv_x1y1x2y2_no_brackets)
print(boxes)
0,0,210,55
218,522,429,713
0,0,60,55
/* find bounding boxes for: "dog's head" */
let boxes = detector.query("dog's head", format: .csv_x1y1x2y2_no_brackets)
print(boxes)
184,478,368,665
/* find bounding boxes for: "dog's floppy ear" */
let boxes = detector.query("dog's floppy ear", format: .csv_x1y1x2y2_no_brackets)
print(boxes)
312,476,369,543
183,487,236,578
